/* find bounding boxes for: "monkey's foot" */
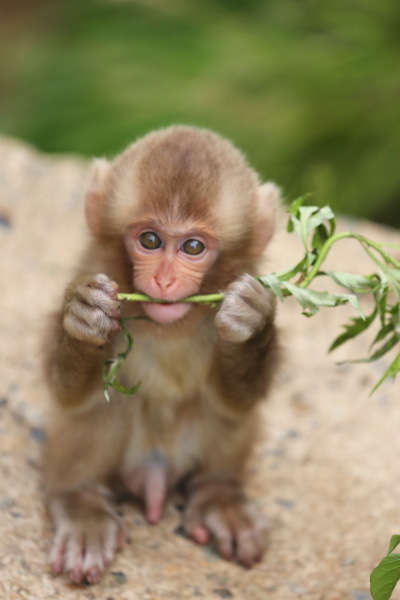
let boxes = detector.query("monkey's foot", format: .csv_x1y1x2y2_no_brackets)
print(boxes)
184,480,268,568
48,492,124,584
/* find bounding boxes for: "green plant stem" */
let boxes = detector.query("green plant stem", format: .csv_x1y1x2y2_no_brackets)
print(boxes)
118,292,224,304
300,231,400,289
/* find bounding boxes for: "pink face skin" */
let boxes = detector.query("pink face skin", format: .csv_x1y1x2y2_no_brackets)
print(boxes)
125,221,219,324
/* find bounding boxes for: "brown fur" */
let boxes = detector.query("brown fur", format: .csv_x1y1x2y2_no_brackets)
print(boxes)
43,126,281,582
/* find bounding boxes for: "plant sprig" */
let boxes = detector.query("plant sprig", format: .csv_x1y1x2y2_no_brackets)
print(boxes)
371,536,400,600
103,197,400,400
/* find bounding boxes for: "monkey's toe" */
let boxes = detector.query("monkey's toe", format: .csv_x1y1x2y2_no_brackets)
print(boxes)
185,497,268,567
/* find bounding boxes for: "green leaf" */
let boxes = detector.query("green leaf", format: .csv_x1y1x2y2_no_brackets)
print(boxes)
329,307,377,352
375,285,389,327
102,316,140,401
259,274,284,300
371,351,400,394
307,206,335,236
312,224,329,252
345,294,365,318
283,283,348,317
370,553,400,600
297,206,319,248
372,324,394,347
287,202,336,252
368,335,399,362
328,271,377,293
287,196,306,232
275,256,309,282
110,381,141,396
288,195,306,217
388,536,400,555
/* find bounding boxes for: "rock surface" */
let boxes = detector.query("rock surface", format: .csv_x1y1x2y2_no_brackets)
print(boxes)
0,137,399,600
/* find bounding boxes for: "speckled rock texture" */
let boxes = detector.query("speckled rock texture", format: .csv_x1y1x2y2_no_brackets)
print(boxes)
0,137,399,600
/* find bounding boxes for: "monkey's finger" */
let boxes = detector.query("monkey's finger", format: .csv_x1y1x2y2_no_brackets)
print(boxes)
183,504,210,544
49,527,68,575
68,299,120,332
236,527,262,568
227,274,275,320
64,533,84,583
83,531,104,584
216,299,262,343
88,273,119,297
75,285,120,318
65,305,120,345
204,511,234,560
116,527,125,551
237,279,275,317
235,504,268,566
64,312,108,345
186,523,210,545
102,520,122,566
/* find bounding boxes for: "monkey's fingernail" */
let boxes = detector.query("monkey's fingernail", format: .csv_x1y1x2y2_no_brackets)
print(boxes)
116,529,125,550
50,561,62,576
189,525,209,544
86,567,101,584
69,567,83,583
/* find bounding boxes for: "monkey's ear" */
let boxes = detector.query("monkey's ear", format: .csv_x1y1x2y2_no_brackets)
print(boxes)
84,158,111,235
251,182,282,256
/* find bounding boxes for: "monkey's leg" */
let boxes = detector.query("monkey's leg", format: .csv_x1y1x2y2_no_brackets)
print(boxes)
183,473,268,568
44,401,130,584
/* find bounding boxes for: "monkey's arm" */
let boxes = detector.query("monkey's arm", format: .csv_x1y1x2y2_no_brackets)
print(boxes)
44,273,121,408
213,274,278,407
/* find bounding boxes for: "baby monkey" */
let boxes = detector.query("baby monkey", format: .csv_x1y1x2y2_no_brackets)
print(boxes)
44,125,280,583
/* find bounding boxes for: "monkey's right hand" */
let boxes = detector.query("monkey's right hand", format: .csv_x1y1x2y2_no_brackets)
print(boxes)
63,273,121,346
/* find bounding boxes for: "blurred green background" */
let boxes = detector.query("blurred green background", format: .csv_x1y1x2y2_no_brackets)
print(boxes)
1,0,399,225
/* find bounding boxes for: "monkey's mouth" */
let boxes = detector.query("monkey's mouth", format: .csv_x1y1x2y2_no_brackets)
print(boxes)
142,301,192,324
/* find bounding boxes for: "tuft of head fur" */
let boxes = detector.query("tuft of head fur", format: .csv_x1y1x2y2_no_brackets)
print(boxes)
85,126,281,287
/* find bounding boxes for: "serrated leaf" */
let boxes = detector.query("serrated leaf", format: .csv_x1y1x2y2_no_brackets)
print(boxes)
372,324,393,347
287,196,307,232
276,256,309,282
329,307,377,352
371,351,400,394
370,553,400,600
329,271,377,292
345,294,365,318
368,334,399,362
307,206,335,235
259,274,284,300
312,224,329,251
375,285,389,327
110,381,141,396
388,536,400,555
283,283,349,316
297,206,319,248
102,317,140,401
289,196,306,217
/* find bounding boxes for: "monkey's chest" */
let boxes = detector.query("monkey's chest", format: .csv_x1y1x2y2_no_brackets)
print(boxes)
119,332,215,479
121,331,214,403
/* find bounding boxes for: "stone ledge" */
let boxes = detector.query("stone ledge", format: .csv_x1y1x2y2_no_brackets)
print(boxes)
0,137,398,600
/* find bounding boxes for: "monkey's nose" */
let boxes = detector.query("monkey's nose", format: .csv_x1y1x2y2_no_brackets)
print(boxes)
153,274,176,292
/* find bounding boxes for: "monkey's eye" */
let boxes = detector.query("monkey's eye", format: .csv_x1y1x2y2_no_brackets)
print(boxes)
181,239,205,256
139,231,162,250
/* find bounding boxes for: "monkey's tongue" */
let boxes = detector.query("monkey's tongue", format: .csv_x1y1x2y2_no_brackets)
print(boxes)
142,302,191,324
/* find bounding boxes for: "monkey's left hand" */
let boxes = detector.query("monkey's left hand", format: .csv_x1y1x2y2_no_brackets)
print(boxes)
215,274,275,343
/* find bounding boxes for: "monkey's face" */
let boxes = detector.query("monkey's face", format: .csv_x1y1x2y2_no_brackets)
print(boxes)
125,220,219,324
